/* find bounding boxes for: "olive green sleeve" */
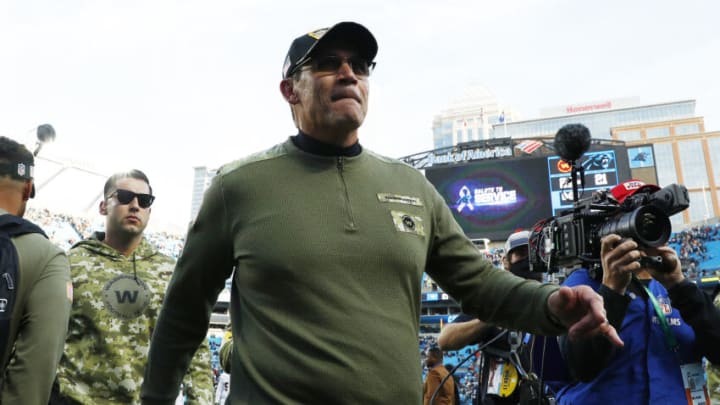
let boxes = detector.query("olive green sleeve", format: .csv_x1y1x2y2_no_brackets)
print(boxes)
142,174,235,403
424,186,564,336
1,236,71,405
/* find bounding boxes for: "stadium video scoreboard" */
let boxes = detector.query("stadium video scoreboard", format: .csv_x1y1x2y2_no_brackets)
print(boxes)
425,147,633,240
548,150,620,216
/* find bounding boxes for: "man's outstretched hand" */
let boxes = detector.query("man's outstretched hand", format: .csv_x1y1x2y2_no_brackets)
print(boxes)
548,285,623,347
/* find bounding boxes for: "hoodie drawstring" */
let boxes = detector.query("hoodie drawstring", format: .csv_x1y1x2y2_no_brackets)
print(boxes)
133,252,139,283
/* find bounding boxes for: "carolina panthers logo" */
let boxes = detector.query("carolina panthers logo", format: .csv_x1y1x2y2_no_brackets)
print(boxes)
102,274,151,320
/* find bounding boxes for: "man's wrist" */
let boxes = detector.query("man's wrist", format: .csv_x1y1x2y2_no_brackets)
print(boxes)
602,281,627,295
660,274,685,290
546,296,566,330
664,276,690,292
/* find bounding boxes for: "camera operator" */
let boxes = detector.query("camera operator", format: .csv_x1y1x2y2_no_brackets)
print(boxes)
556,181,720,405
439,230,568,405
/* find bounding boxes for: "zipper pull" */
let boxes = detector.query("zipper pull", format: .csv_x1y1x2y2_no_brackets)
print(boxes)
336,156,344,170
3,273,15,290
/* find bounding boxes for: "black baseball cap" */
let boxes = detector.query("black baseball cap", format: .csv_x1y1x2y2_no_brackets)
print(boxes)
0,136,36,198
0,161,34,182
282,21,378,78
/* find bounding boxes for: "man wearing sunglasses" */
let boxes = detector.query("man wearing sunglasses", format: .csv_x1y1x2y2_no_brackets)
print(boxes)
53,170,213,404
142,22,619,404
0,136,71,405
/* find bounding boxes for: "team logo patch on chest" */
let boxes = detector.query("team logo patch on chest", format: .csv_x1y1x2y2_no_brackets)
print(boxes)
657,296,673,315
391,210,425,236
102,274,152,320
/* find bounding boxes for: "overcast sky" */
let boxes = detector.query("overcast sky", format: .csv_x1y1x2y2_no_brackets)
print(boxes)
2,0,718,231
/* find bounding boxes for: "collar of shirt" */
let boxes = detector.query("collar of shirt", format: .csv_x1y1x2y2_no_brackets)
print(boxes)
292,131,362,157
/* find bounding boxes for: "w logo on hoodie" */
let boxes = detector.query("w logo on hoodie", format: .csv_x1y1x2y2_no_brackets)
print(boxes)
102,274,151,319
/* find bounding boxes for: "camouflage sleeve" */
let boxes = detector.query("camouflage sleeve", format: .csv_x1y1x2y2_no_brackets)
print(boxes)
182,338,215,405
142,173,235,403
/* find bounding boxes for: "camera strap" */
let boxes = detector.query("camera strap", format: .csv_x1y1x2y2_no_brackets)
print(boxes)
638,281,679,353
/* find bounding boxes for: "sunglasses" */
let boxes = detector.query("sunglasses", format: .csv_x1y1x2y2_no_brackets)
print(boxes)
109,189,155,208
297,55,376,77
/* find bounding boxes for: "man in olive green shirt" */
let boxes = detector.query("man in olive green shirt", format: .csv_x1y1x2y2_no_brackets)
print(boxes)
142,22,620,404
0,136,71,405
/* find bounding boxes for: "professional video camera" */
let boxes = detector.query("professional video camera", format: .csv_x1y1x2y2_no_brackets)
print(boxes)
528,124,689,273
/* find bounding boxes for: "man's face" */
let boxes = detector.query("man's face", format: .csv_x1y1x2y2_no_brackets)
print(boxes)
425,351,436,367
290,47,370,135
102,177,152,238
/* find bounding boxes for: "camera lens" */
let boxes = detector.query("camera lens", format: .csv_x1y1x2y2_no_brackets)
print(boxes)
598,205,671,247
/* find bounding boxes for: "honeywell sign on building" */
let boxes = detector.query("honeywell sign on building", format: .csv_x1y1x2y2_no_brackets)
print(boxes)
540,97,640,117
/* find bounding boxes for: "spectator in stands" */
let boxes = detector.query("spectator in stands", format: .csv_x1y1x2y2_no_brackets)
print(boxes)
439,230,567,404
52,170,214,404
555,181,720,405
0,136,71,404
424,347,455,405
141,21,619,404
444,364,462,405
215,370,231,405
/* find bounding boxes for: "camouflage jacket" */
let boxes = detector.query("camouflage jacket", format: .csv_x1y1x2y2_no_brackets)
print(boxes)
56,233,213,404
709,293,720,401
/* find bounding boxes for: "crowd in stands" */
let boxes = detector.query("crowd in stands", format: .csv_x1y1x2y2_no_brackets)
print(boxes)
670,223,720,279
25,208,93,250
207,336,223,384
145,231,185,260
422,248,506,292
25,207,185,259
482,249,505,268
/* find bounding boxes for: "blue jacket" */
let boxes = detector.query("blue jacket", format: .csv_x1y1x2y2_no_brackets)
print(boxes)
557,269,700,405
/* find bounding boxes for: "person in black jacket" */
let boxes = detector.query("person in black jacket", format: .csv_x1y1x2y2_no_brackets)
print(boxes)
439,230,567,404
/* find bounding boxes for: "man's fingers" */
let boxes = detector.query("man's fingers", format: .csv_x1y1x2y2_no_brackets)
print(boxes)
602,323,624,347
564,286,623,346
567,301,605,334
568,320,623,347
547,287,574,321
600,235,622,258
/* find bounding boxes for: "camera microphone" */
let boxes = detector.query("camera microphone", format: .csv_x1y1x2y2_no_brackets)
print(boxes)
554,124,591,162
554,123,591,204
33,123,56,157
